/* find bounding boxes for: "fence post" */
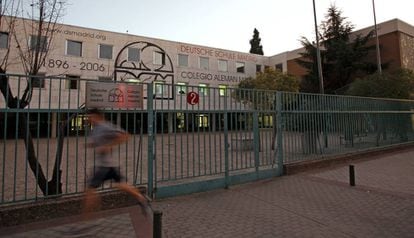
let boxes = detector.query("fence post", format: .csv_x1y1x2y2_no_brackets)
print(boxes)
153,210,163,238
224,93,229,189
253,112,260,173
276,91,284,176
147,83,155,198
349,165,355,186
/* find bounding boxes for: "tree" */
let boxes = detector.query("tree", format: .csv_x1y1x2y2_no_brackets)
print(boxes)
249,28,264,55
234,68,299,109
234,68,299,150
0,0,67,196
346,69,414,143
297,5,377,94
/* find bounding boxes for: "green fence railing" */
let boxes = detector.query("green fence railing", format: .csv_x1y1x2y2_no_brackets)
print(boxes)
278,91,414,163
1,73,413,204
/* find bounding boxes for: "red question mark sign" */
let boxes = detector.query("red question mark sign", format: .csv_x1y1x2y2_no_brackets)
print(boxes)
187,92,199,105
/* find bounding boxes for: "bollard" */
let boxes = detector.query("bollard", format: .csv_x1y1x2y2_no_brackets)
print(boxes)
349,165,355,186
153,210,163,238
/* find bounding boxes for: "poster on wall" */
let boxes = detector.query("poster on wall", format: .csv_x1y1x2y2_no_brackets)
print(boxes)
86,82,143,109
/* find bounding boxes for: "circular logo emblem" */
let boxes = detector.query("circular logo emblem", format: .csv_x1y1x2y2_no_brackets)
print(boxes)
187,92,199,105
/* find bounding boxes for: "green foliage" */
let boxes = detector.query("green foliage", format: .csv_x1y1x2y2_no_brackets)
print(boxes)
297,5,377,94
249,28,264,55
346,68,414,99
233,68,299,109
239,68,300,91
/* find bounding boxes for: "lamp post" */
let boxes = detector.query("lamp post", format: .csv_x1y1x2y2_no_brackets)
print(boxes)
372,0,382,74
312,0,328,148
312,0,324,94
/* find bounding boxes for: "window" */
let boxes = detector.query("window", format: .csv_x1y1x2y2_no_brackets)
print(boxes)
176,82,187,95
176,112,185,129
0,32,8,49
219,85,227,96
256,64,262,73
178,54,188,67
153,51,165,65
32,73,46,88
98,77,112,81
128,47,140,61
124,78,140,83
154,81,164,96
196,114,209,128
218,60,228,72
236,62,245,73
275,63,283,71
30,35,48,52
99,44,113,59
66,75,80,89
199,57,209,70
199,83,209,96
66,40,82,57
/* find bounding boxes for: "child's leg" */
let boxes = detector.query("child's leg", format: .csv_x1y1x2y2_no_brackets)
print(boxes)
82,187,100,220
116,183,151,216
116,182,148,204
83,167,107,217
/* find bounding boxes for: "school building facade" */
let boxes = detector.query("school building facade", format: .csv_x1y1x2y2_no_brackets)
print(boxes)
1,17,414,137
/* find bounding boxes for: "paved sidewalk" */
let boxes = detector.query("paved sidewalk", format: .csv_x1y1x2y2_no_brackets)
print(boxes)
0,205,152,238
1,149,413,238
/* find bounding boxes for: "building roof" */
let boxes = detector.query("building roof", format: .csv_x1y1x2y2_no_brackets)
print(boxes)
273,18,414,61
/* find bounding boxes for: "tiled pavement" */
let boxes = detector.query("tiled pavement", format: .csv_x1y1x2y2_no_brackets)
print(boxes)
0,206,152,238
0,149,413,238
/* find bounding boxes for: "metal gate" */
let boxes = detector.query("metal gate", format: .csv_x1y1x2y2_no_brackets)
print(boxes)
147,84,281,198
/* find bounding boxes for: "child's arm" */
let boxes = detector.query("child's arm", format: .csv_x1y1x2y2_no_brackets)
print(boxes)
110,131,129,146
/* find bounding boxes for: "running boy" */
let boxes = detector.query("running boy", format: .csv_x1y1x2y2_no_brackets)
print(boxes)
83,108,148,215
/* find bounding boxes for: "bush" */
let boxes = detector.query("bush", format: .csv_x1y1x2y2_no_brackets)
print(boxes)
346,69,414,99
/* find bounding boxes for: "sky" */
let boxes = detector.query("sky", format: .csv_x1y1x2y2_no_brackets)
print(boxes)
63,0,414,56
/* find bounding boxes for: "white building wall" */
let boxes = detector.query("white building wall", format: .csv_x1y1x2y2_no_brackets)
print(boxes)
2,18,270,110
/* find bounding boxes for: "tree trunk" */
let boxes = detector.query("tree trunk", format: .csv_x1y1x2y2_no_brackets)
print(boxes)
0,72,62,196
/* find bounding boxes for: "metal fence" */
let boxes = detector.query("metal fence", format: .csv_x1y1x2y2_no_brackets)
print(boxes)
1,74,413,205
278,92,414,163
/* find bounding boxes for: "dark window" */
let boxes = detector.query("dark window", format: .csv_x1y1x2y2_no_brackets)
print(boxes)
0,32,8,49
256,64,262,73
66,40,82,57
275,63,283,71
32,74,46,88
30,35,48,52
98,77,112,81
99,44,113,59
128,47,140,61
66,75,80,89
236,62,245,73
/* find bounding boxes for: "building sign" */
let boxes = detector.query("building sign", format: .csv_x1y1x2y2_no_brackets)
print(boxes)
86,82,143,109
179,44,258,62
44,27,107,41
179,70,247,83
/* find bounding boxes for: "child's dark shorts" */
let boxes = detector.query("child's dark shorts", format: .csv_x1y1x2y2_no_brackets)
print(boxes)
88,166,122,188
